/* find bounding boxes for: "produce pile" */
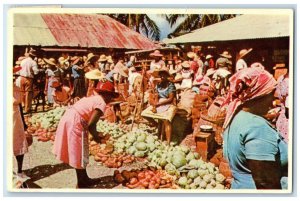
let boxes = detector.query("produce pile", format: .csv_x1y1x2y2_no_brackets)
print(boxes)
113,168,176,189
89,139,136,168
27,107,66,142
110,123,227,189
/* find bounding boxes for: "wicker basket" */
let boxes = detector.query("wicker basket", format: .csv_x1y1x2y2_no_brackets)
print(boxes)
196,110,225,145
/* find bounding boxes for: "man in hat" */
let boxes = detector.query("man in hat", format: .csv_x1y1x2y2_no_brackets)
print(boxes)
98,54,107,73
235,48,253,72
19,48,39,113
219,50,233,72
71,56,86,98
149,50,165,71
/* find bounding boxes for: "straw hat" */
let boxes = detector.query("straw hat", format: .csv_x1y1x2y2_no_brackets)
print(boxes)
181,61,191,68
38,58,46,66
112,62,128,77
219,51,232,59
98,54,107,62
150,50,163,57
106,56,113,64
44,58,57,66
151,66,170,78
58,57,69,65
85,69,105,80
238,48,253,60
205,68,216,77
15,56,26,65
216,57,231,68
187,52,196,59
84,53,99,65
205,54,213,60
50,79,61,88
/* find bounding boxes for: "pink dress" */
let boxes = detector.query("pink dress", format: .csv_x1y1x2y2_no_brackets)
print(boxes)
275,75,289,142
13,85,28,156
53,95,106,169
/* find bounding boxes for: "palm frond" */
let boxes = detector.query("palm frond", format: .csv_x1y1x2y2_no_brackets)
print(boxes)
143,15,161,41
166,14,185,27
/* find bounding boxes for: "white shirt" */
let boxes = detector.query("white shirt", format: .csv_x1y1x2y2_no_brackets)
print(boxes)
235,59,248,72
19,57,38,78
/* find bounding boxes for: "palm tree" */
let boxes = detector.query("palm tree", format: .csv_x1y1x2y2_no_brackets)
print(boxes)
166,14,236,38
107,14,161,41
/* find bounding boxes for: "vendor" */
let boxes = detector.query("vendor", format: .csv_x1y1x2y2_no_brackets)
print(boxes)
179,61,194,90
85,69,105,97
53,80,119,188
149,50,165,71
84,53,100,97
71,56,86,99
51,79,72,107
141,67,176,144
235,48,252,72
44,58,63,107
222,67,288,189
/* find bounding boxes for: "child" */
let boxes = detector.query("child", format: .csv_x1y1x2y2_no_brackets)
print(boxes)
51,79,72,107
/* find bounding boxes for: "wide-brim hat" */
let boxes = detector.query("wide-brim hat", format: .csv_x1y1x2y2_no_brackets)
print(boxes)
84,53,99,65
238,48,253,60
15,56,26,65
38,58,46,66
151,66,170,78
219,51,232,59
44,58,57,66
205,54,213,60
112,62,128,77
98,54,107,62
216,57,231,68
150,50,163,57
206,68,216,77
187,52,196,59
85,69,105,80
181,61,191,68
213,68,231,79
106,56,113,64
50,79,61,88
58,56,69,65
95,80,119,98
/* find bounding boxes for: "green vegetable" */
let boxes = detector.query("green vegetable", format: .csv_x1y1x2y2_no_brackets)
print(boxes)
178,176,188,186
187,169,199,179
135,142,148,151
134,151,145,157
171,152,187,168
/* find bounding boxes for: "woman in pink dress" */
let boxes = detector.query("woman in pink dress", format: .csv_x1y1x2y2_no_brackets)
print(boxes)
275,71,289,142
13,66,30,183
53,80,118,188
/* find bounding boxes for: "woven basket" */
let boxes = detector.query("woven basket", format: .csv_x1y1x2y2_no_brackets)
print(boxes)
196,110,225,145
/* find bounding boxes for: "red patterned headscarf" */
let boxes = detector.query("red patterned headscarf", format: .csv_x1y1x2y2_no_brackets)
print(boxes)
222,67,277,128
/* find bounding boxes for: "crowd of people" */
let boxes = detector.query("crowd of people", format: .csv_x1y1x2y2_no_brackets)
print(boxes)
12,46,290,189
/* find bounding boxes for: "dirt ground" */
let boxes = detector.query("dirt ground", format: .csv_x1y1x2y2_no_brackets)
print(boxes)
12,138,147,189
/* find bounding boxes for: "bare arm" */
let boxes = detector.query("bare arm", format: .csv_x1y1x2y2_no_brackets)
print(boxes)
88,109,104,143
156,93,175,107
247,159,282,189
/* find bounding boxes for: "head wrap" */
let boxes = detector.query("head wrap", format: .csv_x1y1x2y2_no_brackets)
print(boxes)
222,67,277,128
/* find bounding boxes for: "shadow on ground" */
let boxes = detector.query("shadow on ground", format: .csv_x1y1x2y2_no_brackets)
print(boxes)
22,163,118,189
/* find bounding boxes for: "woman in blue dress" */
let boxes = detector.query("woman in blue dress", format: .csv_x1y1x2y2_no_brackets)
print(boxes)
222,67,288,189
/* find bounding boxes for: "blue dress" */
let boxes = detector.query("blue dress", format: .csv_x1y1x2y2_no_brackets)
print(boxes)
223,110,288,189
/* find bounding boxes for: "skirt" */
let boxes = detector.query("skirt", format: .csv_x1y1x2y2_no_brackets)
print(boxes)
13,105,28,156
53,107,89,169
73,78,86,98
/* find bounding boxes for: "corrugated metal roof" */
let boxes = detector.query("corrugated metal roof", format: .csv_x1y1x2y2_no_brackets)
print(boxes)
13,13,158,50
13,13,58,46
165,14,290,44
